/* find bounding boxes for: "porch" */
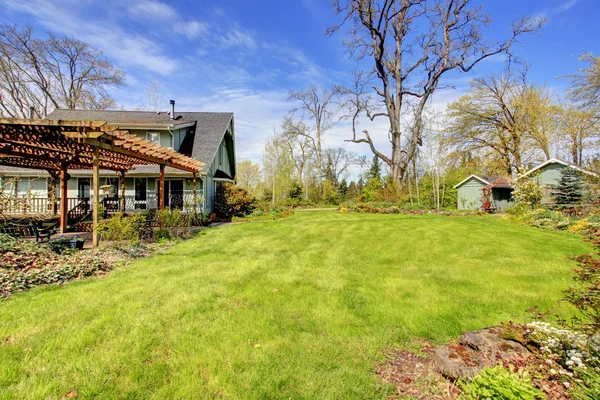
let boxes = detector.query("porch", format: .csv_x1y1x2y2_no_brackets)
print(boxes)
0,119,204,247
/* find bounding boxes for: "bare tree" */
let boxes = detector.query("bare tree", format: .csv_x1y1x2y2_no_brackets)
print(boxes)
288,85,342,183
556,103,598,166
280,117,315,185
139,79,165,112
323,147,359,186
569,52,600,110
0,24,124,117
328,0,543,187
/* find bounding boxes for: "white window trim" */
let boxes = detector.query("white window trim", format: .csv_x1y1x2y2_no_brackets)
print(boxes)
146,131,161,145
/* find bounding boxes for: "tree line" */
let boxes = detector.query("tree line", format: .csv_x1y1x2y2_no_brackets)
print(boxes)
237,1,599,209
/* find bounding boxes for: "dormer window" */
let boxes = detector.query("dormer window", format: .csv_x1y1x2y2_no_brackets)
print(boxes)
146,132,160,145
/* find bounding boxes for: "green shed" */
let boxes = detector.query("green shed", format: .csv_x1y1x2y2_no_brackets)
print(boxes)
454,175,513,212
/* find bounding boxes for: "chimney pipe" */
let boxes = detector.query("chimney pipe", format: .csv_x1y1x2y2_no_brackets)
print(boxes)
170,100,175,120
28,106,34,119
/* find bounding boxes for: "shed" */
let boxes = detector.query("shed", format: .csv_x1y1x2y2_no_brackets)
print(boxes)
454,175,513,212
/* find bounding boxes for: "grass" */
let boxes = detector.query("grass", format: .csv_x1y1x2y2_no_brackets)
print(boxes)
0,212,592,399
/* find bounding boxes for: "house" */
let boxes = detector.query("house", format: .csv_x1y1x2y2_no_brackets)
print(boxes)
517,158,597,204
454,158,598,212
0,103,235,215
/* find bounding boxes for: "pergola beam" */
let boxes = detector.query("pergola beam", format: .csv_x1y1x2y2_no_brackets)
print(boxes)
0,119,204,248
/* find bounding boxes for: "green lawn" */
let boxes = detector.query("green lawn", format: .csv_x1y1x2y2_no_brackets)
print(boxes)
0,212,592,399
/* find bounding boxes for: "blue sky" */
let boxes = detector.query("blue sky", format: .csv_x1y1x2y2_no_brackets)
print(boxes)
0,0,598,166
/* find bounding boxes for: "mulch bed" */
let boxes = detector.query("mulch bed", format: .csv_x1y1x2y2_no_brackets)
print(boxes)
377,342,461,399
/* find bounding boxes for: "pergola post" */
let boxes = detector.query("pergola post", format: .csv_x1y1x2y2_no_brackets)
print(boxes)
119,171,126,214
47,171,58,215
159,164,165,210
192,173,197,218
92,148,100,248
59,164,68,233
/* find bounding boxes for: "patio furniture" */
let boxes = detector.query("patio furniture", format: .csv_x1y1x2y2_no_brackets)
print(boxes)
0,221,32,237
31,221,59,243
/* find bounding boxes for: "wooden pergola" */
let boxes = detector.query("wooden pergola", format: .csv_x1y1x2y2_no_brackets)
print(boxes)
0,119,203,247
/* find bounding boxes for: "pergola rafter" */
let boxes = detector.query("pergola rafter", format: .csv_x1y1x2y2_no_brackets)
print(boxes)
0,119,204,247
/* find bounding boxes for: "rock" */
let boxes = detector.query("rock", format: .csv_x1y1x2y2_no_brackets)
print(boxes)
434,327,532,379
459,327,530,360
434,344,484,379
460,331,486,349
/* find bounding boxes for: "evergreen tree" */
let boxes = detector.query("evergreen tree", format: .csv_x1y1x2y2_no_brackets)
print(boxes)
367,155,382,181
357,177,364,194
552,168,583,205
338,178,349,200
348,181,357,199
288,181,303,200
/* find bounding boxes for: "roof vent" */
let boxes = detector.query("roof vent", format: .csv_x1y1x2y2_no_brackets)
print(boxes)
169,100,175,120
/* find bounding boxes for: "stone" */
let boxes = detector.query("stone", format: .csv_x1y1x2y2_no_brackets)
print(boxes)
434,327,532,379
434,344,484,379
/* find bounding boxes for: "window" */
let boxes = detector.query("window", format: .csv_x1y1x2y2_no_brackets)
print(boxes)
135,178,147,209
78,178,90,199
104,177,119,198
135,178,147,201
146,132,160,145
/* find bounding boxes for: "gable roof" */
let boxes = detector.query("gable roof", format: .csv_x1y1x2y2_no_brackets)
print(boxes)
45,109,234,173
518,158,598,179
454,174,490,188
454,174,514,189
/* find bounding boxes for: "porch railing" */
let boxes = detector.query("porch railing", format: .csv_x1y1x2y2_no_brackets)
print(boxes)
0,197,88,215
1,192,203,216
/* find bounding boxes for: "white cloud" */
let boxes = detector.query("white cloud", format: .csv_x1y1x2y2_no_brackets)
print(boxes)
127,0,177,20
1,0,177,75
174,21,208,39
220,28,258,51
176,88,292,162
556,0,578,12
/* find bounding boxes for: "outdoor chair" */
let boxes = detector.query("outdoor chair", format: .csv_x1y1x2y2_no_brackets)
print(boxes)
30,221,59,243
0,221,33,237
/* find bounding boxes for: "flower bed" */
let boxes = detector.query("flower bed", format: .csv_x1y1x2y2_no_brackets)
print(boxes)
0,233,111,298
339,202,483,216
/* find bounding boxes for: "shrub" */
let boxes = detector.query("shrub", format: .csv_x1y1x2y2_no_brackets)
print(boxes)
98,214,146,246
513,174,543,208
214,183,256,220
459,365,545,400
155,209,196,239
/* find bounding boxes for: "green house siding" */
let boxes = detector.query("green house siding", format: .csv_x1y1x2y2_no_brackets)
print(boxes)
534,163,567,204
457,177,486,210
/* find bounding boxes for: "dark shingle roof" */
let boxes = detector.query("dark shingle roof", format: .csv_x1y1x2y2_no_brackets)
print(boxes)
45,109,234,172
